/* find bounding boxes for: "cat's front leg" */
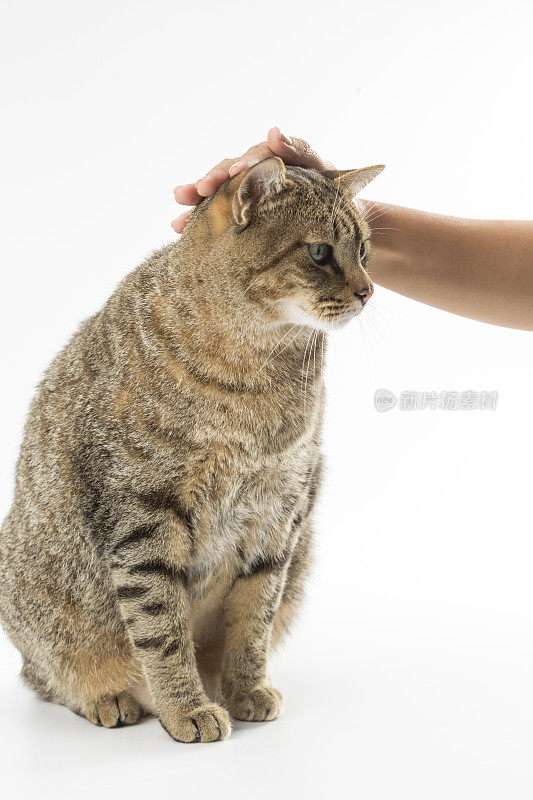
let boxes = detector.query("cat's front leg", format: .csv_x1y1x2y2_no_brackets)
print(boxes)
221,549,289,722
108,507,231,742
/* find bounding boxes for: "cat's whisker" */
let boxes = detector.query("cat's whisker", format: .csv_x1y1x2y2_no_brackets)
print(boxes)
357,315,372,382
330,177,342,236
369,226,404,234
303,312,324,419
370,300,405,316
303,330,318,420
358,199,381,224
253,323,300,379
301,326,316,418
272,324,305,365
367,301,397,332
360,200,383,217
242,275,263,295
365,209,390,226
361,306,395,367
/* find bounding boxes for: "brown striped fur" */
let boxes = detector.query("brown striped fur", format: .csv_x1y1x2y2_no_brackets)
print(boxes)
0,158,381,742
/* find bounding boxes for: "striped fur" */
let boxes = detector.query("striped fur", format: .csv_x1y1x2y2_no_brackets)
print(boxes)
0,159,374,742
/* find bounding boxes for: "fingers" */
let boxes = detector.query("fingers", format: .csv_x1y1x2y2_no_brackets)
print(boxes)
172,158,237,221
229,141,274,177
173,184,203,205
228,130,332,175
171,127,333,234
172,141,276,215
171,148,274,233
195,158,236,198
171,208,193,233
266,127,334,171
194,143,276,196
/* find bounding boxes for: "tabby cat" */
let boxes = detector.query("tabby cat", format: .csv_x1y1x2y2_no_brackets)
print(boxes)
0,157,382,742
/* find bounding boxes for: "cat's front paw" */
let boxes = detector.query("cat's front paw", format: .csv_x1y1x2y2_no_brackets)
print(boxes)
225,685,283,721
160,702,231,743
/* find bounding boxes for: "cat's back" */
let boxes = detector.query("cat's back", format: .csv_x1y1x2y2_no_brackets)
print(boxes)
0,250,168,530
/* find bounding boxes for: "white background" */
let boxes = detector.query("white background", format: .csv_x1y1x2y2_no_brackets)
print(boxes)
1,1,532,798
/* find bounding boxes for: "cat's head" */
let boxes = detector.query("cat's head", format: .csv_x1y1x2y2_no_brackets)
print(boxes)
192,157,384,333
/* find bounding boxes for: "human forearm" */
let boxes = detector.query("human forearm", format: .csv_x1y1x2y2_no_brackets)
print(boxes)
365,202,533,330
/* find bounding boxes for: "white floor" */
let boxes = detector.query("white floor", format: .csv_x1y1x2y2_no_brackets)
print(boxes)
1,575,532,800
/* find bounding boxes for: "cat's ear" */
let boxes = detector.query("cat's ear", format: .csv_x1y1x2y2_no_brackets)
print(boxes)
232,157,290,226
322,165,385,197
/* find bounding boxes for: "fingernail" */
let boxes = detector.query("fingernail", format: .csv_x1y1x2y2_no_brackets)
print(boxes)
229,162,244,177
195,176,207,188
278,130,292,146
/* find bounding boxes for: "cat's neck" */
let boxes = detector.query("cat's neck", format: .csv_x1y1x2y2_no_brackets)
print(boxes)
127,236,326,393
147,267,324,392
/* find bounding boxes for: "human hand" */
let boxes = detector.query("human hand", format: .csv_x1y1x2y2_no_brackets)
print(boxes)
171,127,333,233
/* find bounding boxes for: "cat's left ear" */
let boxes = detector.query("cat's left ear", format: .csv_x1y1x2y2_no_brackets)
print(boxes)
232,157,290,226
322,165,385,197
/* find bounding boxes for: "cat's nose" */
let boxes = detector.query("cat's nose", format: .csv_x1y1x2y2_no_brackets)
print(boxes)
355,285,374,305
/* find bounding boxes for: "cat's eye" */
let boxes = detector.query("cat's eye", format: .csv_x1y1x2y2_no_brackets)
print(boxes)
359,241,367,260
307,243,331,265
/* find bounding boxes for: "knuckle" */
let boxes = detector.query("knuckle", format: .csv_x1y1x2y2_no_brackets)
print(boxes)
297,138,312,154
246,141,267,154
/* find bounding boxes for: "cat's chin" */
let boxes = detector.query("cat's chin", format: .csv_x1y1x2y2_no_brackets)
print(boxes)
278,300,362,332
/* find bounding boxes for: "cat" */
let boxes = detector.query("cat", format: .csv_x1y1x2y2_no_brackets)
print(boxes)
0,156,383,742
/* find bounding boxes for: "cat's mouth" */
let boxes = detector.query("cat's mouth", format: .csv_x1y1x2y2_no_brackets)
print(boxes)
280,298,364,332
316,311,357,331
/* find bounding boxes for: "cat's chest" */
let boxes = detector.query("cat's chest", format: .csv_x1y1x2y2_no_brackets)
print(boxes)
183,444,312,570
